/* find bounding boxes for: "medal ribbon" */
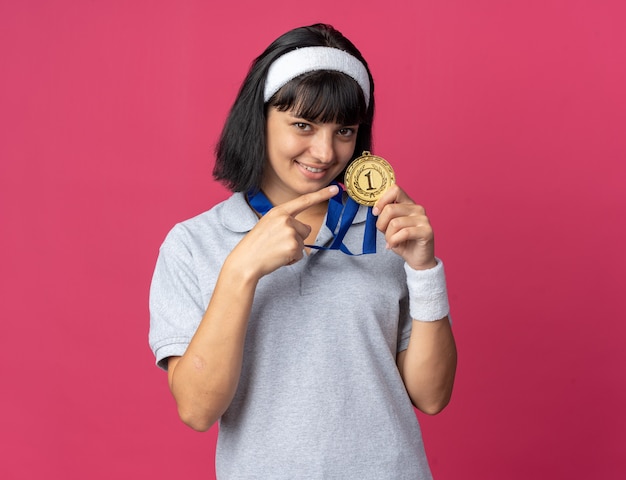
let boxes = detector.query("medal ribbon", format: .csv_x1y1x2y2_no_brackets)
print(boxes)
246,182,377,255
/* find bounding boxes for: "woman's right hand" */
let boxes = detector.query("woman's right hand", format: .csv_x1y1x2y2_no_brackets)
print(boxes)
169,187,338,431
228,185,339,280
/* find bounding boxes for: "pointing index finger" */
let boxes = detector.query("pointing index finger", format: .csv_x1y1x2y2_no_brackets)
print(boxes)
281,185,339,217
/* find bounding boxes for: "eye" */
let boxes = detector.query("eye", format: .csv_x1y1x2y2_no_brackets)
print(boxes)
337,127,356,137
293,122,312,131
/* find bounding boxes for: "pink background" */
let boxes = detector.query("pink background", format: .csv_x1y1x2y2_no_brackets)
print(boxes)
1,1,625,479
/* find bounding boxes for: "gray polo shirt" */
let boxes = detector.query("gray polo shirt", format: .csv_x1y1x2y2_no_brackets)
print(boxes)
149,192,433,479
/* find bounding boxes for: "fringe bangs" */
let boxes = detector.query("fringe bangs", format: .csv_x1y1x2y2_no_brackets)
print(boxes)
269,71,368,125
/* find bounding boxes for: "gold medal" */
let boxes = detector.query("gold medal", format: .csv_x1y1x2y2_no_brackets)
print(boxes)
344,151,395,206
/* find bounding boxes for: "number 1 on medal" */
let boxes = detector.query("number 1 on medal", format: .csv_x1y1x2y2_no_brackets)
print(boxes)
364,170,376,191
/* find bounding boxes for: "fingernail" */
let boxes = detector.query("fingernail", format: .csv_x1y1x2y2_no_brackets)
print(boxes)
329,185,339,194
372,207,379,216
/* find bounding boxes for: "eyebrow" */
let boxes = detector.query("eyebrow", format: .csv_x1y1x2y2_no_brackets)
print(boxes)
287,112,358,128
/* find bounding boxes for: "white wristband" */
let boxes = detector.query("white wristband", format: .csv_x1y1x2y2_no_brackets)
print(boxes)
404,258,450,322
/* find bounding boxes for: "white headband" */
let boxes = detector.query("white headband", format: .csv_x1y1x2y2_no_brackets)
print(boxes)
264,46,371,107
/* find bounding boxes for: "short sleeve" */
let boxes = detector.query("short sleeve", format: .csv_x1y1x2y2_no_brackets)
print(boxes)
148,225,206,370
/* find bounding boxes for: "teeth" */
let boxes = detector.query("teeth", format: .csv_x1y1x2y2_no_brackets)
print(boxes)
299,162,324,173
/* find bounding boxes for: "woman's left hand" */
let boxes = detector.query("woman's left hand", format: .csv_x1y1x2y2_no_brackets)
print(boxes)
372,184,437,270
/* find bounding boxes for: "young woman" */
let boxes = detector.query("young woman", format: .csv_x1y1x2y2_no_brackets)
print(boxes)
150,23,456,479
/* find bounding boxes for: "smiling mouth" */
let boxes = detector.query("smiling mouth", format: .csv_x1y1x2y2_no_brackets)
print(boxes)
296,161,326,174
296,162,326,173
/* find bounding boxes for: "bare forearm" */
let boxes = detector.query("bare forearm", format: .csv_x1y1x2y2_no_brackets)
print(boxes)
165,187,346,430
398,317,457,415
169,258,258,431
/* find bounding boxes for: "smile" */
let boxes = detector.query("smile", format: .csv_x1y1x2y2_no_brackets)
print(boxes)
296,161,326,173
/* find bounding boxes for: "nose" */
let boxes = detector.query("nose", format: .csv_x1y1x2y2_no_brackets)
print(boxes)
310,130,335,164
